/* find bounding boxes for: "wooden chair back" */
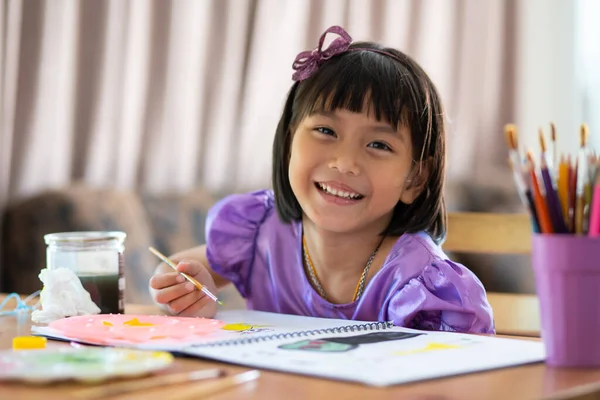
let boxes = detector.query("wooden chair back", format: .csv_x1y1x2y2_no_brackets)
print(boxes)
444,212,540,337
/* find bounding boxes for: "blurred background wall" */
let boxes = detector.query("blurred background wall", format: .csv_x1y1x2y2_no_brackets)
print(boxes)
0,0,598,299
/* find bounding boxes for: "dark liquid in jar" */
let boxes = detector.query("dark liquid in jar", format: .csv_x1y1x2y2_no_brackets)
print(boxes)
79,274,121,314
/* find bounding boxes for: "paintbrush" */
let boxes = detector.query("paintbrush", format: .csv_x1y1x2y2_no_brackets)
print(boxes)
504,124,539,231
73,369,224,399
169,370,260,400
149,247,223,305
504,125,528,204
550,122,558,176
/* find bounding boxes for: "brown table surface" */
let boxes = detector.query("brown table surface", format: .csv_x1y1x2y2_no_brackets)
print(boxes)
1,294,600,400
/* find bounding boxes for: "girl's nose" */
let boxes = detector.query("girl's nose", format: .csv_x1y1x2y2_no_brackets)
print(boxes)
328,147,361,176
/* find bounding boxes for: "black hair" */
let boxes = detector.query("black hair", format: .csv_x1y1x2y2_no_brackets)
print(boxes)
272,41,447,244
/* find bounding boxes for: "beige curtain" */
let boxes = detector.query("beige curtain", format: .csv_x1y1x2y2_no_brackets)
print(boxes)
1,0,520,210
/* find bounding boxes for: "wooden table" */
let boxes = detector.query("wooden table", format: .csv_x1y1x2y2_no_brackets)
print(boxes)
1,295,600,400
486,292,541,337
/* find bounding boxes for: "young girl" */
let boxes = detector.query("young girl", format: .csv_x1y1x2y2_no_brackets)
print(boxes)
149,26,495,334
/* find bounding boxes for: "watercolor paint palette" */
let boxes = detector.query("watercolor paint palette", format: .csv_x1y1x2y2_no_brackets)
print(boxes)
0,347,173,383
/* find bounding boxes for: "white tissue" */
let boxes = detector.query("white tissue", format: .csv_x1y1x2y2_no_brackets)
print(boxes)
31,267,100,324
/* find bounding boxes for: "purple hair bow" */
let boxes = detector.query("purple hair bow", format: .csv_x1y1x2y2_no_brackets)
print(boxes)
292,26,353,81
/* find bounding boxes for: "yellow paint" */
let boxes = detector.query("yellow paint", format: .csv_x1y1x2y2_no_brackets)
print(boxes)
12,336,47,350
221,323,268,331
422,342,460,351
152,351,174,362
395,342,460,356
102,321,113,327
123,318,155,327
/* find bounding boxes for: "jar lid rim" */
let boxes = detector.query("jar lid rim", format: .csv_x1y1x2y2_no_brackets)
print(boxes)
44,231,127,244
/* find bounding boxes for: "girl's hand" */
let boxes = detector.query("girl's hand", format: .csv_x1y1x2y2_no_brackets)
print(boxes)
149,259,218,318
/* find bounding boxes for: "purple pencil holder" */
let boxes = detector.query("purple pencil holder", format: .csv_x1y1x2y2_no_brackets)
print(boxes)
532,234,600,367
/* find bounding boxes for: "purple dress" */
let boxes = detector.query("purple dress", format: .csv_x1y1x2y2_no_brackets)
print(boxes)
206,190,495,334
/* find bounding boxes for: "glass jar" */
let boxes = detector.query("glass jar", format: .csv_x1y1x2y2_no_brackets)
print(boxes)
44,231,126,314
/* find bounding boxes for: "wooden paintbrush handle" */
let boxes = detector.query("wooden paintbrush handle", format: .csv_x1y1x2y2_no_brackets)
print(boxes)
73,368,223,399
172,370,261,400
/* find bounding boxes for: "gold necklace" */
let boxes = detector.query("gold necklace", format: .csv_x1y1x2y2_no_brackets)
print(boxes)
302,234,383,302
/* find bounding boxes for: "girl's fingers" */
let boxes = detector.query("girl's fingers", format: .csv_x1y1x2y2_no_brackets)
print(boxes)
172,291,217,317
167,289,206,315
176,260,204,277
149,272,185,290
150,259,217,317
154,281,195,305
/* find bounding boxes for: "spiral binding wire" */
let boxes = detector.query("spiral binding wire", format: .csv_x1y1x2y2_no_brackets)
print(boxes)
195,320,395,347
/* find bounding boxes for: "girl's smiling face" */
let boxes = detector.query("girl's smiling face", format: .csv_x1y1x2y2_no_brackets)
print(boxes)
288,108,423,234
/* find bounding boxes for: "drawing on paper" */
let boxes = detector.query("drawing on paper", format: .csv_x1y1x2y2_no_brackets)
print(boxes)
278,331,423,353
394,338,478,356
221,323,273,335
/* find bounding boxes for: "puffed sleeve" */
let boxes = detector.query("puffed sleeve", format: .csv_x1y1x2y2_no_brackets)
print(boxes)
386,259,495,334
205,190,273,298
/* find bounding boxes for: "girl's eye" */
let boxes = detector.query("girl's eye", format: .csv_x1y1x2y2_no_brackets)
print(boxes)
368,141,392,152
315,127,336,137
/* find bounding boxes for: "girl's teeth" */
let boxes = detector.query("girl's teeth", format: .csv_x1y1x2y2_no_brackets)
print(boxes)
319,183,360,199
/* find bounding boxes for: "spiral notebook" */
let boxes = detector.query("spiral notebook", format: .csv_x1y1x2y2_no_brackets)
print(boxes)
33,310,546,387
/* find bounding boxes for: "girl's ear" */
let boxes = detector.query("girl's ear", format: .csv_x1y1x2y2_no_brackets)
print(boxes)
400,159,430,204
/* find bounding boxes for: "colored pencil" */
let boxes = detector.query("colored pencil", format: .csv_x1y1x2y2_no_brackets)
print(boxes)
504,122,598,236
526,151,553,234
569,155,577,233
589,168,600,237
558,154,570,226
550,122,558,176
539,129,567,233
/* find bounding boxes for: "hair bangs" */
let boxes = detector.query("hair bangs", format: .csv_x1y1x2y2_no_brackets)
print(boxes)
290,51,414,132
